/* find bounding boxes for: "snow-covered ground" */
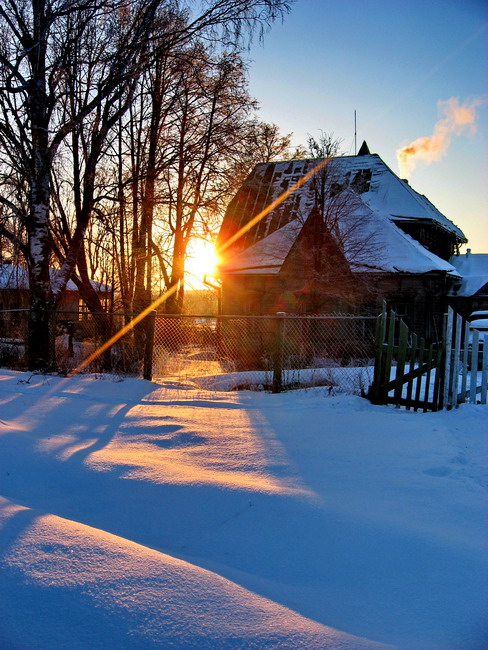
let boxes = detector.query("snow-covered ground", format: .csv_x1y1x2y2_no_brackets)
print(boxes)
0,369,487,649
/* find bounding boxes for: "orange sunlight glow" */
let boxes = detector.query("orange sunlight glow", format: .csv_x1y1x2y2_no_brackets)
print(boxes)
68,158,329,376
185,239,219,287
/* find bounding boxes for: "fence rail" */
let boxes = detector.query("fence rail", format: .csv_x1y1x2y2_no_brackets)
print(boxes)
0,309,376,395
152,313,377,394
2,307,486,405
370,311,443,412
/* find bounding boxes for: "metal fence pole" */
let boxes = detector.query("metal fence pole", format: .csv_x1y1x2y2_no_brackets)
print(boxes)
272,312,285,393
143,310,156,381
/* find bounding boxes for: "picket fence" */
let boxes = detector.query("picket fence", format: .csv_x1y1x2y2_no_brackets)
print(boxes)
444,306,488,409
370,308,487,411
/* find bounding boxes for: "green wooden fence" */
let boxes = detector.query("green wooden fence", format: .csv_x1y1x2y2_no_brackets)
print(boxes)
369,311,443,412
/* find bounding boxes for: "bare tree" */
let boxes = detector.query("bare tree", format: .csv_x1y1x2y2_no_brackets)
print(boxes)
0,0,291,369
161,50,259,312
307,131,343,159
293,135,381,313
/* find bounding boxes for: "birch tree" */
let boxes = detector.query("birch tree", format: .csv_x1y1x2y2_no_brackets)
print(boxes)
0,0,291,369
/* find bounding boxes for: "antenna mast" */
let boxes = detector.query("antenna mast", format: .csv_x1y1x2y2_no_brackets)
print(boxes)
354,110,357,155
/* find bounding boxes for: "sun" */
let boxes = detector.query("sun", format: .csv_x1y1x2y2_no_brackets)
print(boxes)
185,238,219,288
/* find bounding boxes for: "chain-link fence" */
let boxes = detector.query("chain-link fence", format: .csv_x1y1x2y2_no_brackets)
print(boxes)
152,313,377,395
0,310,377,395
0,309,152,376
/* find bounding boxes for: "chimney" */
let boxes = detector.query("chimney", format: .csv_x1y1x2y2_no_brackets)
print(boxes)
466,248,471,257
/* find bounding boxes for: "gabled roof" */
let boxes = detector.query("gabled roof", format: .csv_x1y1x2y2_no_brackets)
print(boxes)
219,198,457,276
218,152,464,277
448,252,488,297
217,153,466,261
0,264,111,292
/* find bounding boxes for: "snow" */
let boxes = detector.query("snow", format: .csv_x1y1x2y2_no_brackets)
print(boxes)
449,253,488,297
230,153,466,245
220,203,456,276
1,369,487,649
219,220,300,274
336,197,456,274
219,154,462,276
353,155,466,241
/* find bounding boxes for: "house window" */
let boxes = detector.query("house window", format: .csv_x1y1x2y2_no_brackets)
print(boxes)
386,300,413,325
244,291,264,315
79,299,90,320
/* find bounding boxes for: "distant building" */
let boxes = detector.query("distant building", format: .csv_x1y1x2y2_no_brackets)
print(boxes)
216,144,469,340
448,250,488,316
0,263,111,316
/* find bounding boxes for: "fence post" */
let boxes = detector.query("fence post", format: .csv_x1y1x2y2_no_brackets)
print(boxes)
272,312,285,393
442,308,454,409
481,334,488,404
469,329,479,404
392,318,408,404
370,311,386,404
143,310,156,381
379,310,396,404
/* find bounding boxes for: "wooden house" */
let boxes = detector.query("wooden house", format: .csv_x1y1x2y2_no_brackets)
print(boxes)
216,144,467,341
0,263,111,315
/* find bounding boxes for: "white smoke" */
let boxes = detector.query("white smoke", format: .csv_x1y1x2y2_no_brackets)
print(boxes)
397,97,483,178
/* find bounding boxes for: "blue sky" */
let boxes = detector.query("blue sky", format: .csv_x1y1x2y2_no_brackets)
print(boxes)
246,0,488,252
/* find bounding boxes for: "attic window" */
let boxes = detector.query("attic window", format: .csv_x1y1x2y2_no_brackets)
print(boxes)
351,169,372,194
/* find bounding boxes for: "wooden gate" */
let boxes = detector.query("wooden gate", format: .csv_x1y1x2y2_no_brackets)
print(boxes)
369,311,443,412
443,307,488,408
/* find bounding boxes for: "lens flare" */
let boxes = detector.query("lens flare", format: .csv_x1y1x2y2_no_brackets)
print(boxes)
186,239,219,281
68,159,330,377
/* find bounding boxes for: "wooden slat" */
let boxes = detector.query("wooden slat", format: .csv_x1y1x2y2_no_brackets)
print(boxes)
432,346,443,411
422,343,435,412
372,312,387,404
405,333,417,409
481,334,488,404
452,313,463,408
444,307,454,409
394,319,408,403
459,320,469,402
383,311,396,403
413,339,426,412
469,330,479,404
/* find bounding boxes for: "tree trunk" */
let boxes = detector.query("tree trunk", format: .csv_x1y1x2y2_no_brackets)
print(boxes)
26,3,55,370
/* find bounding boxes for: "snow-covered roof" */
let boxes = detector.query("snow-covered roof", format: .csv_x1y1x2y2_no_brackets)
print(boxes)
218,153,466,262
448,252,488,297
0,264,111,292
345,200,457,274
219,193,457,276
348,155,466,240
219,220,300,274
